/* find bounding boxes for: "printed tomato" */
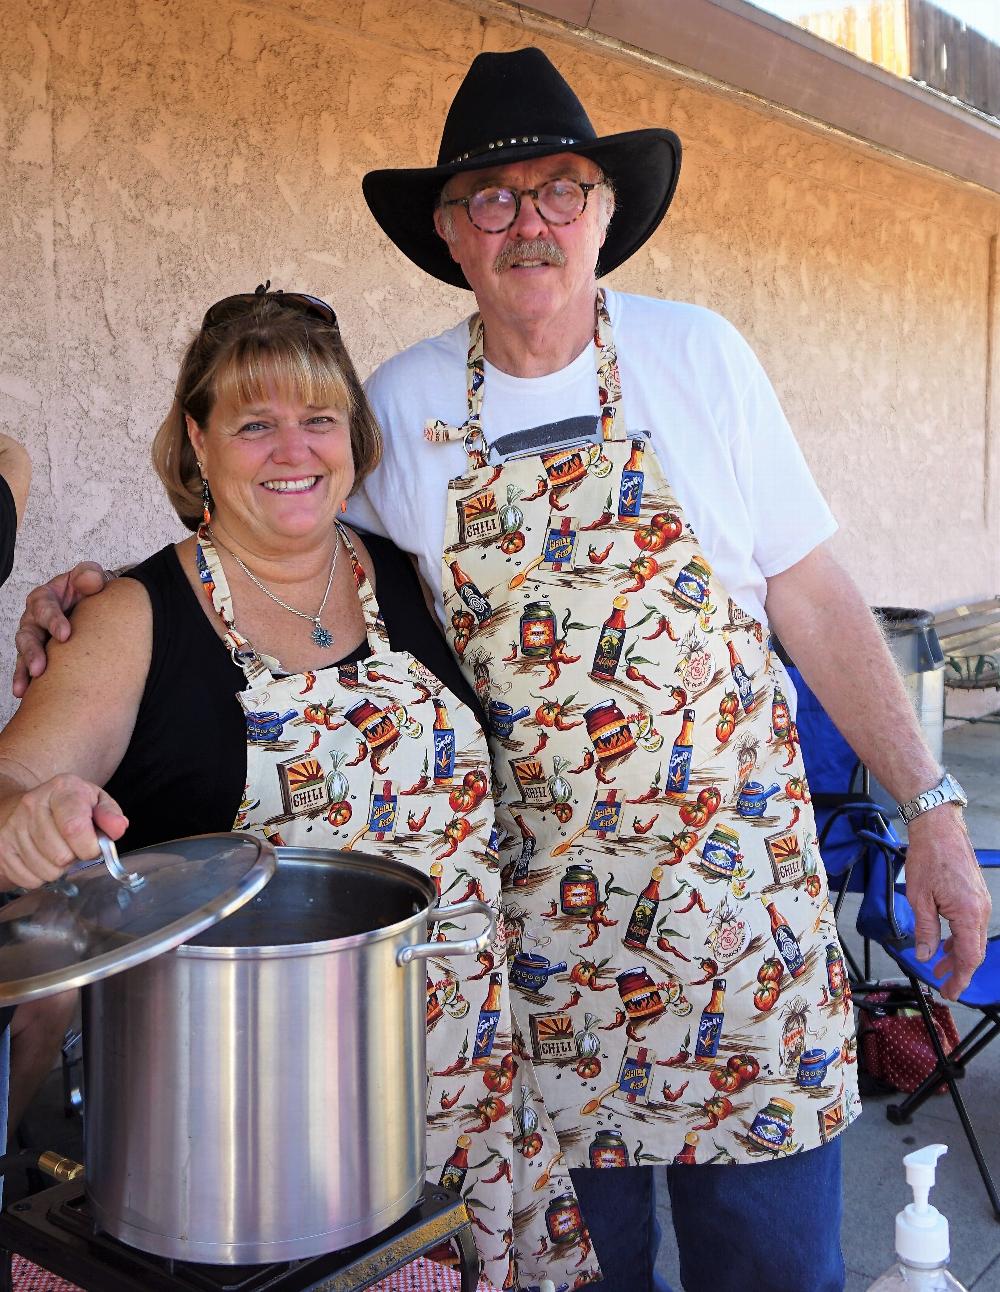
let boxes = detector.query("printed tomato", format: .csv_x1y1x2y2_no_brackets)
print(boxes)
634,524,667,553
727,1053,760,1084
651,511,683,541
451,608,475,633
719,691,740,718
449,785,478,813
453,630,470,656
716,715,736,744
304,703,327,725
757,957,783,984
444,816,472,843
499,531,526,554
554,803,573,823
463,769,490,799
753,983,780,1013
327,801,352,827
679,801,710,828
697,786,722,813
708,1067,741,1094
520,1131,543,1158
805,874,822,898
482,1064,514,1095
575,1056,602,1080
534,699,561,727
786,776,807,800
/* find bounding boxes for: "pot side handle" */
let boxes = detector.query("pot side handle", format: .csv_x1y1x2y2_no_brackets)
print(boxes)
396,898,497,965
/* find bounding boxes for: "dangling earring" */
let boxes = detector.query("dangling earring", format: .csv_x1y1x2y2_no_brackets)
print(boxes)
340,500,348,514
197,461,212,525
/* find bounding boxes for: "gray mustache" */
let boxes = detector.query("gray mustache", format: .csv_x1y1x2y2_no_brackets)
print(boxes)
493,239,567,273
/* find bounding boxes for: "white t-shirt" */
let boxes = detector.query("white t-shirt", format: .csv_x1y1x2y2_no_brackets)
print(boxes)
351,289,836,626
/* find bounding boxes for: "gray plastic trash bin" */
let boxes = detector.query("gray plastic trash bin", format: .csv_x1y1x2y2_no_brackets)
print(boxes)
873,607,946,763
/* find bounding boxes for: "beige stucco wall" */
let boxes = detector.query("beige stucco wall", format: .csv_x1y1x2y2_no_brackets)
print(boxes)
2,0,999,724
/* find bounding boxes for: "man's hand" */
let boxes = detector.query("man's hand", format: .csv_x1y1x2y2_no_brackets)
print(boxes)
905,806,992,1001
0,773,128,890
13,563,110,698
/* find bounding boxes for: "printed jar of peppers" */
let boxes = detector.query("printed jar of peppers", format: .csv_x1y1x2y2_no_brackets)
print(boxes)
519,600,557,658
544,1193,584,1246
560,863,600,917
588,1129,629,1169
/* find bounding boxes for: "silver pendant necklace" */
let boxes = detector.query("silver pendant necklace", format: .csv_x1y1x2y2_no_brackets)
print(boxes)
207,525,340,649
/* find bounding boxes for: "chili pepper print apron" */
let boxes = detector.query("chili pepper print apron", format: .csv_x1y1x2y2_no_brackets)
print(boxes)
195,523,578,1292
428,290,860,1279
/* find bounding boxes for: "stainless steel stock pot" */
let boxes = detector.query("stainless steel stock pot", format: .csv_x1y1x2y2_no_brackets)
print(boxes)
0,833,496,1263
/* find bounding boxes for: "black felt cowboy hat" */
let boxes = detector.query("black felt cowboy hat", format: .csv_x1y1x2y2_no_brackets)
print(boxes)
362,47,682,290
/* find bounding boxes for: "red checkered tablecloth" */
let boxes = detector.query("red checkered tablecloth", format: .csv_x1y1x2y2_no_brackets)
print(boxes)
12,1254,498,1290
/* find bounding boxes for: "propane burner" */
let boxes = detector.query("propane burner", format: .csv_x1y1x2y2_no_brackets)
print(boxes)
0,1181,478,1292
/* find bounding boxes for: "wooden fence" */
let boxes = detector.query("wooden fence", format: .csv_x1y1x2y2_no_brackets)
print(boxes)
796,0,1000,117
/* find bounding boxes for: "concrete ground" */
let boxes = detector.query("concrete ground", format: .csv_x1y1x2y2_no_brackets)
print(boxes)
654,717,1000,1291
7,721,1000,1289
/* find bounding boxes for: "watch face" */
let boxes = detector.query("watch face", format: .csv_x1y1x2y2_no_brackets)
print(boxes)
942,774,968,807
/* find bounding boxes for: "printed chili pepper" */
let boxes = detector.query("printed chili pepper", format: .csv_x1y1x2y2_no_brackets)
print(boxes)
401,758,430,795
595,762,616,785
789,805,801,826
624,654,660,689
304,729,320,755
632,815,658,834
569,750,595,774
522,475,548,501
366,666,401,684
526,730,549,757
501,643,518,662
642,614,679,642
298,671,317,695
540,899,559,918
481,1159,512,1184
658,1030,692,1066
407,806,431,831
690,957,719,986
600,1008,628,1031
346,741,367,767
410,683,432,706
660,1080,689,1103
627,785,660,805
580,493,614,529
659,686,688,716
655,936,691,962
484,464,503,488
587,542,613,564
440,1085,466,1110
548,489,568,511
554,987,583,1011
433,1056,468,1077
553,711,582,731
674,888,706,914
323,714,345,731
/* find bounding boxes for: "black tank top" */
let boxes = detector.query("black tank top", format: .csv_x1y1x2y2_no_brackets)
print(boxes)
105,533,483,852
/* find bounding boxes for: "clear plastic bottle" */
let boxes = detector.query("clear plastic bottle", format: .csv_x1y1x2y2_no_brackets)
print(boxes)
866,1145,967,1291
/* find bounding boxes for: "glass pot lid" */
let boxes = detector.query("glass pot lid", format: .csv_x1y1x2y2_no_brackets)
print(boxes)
0,832,276,1005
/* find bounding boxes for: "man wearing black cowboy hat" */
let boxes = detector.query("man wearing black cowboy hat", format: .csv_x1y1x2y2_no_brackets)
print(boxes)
351,46,989,1292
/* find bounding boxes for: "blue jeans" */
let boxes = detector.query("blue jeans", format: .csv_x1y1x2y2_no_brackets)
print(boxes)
569,1136,845,1292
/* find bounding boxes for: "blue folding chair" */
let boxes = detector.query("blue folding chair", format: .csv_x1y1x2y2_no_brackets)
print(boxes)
856,828,1000,1219
787,664,902,989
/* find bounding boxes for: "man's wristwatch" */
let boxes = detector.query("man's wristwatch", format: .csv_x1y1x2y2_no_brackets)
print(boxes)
897,772,968,824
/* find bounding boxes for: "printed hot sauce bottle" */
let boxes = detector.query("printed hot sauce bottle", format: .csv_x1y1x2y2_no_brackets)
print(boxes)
694,978,727,1063
724,631,755,713
449,558,494,625
510,810,537,888
617,439,645,520
590,595,629,682
762,897,807,978
623,865,664,951
439,1133,472,1191
471,972,503,1066
432,697,456,785
666,708,696,793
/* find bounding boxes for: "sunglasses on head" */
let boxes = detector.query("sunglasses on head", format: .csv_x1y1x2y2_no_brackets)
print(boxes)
201,281,338,331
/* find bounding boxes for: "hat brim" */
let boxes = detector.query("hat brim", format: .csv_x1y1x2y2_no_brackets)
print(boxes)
362,129,681,291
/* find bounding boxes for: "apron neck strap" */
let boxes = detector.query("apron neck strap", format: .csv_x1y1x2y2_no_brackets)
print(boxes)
422,290,623,470
336,523,392,649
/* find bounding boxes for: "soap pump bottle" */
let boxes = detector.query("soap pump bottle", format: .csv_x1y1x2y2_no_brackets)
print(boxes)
866,1144,967,1290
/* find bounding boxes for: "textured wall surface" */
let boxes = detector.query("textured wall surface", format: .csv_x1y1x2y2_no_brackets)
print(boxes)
2,0,999,726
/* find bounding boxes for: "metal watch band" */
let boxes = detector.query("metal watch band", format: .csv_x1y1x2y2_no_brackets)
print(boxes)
897,773,967,824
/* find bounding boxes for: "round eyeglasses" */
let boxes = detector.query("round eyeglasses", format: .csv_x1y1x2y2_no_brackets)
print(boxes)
442,177,607,234
201,282,338,331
